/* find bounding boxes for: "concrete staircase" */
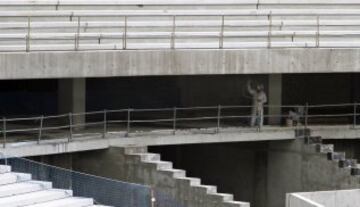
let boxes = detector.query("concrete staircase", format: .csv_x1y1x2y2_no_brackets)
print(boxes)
123,146,250,207
0,164,110,207
303,134,360,177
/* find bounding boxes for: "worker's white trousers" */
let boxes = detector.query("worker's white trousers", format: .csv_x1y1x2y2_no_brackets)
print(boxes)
250,105,264,127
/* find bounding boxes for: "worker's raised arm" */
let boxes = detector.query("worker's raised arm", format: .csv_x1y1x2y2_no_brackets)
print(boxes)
247,81,255,95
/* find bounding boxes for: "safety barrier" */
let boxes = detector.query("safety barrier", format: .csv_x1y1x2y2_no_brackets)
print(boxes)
0,102,359,147
0,154,186,207
2,9,360,51
0,155,151,207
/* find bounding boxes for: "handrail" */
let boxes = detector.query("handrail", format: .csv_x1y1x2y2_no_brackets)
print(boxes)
1,0,360,6
2,9,360,18
0,102,360,148
2,10,360,51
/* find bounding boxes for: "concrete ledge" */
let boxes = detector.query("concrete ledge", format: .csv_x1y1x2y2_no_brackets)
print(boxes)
310,125,360,139
1,48,360,79
0,127,295,157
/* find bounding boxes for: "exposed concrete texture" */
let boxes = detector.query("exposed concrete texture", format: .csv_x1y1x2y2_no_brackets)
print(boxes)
287,189,360,207
2,49,360,80
286,194,323,207
72,147,249,207
149,142,269,207
268,74,282,125
149,138,360,207
58,78,86,126
0,127,295,157
267,139,360,207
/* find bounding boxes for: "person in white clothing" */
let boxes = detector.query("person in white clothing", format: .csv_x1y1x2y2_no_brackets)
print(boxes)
247,81,267,127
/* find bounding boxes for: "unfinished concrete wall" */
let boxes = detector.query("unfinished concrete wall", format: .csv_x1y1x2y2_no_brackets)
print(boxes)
149,139,360,207
267,140,360,207
149,142,268,207
71,147,248,207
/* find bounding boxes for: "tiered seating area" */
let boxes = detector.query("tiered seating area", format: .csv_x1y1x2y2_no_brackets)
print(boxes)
0,0,360,51
0,164,110,207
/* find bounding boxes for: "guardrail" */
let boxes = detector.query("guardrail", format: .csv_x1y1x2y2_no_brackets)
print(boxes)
0,102,359,148
2,10,360,51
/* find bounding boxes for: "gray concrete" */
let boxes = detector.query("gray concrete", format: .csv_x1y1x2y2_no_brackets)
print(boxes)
149,138,360,207
72,147,249,207
287,189,360,207
0,127,295,157
267,139,360,207
58,78,86,126
2,124,360,157
268,74,282,125
1,49,360,80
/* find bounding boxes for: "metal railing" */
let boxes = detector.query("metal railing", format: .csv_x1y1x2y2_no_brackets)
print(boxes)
2,10,360,51
0,154,185,207
1,102,359,147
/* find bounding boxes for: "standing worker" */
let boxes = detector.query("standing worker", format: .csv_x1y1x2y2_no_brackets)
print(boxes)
247,80,267,127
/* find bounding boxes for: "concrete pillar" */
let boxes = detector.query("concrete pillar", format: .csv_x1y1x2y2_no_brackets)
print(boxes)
58,78,86,127
268,74,282,125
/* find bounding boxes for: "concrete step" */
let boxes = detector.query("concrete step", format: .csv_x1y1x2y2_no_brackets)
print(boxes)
327,152,346,161
25,197,95,207
0,165,11,174
124,146,148,154
305,136,322,144
159,168,186,178
0,180,52,198
193,184,218,194
143,160,173,170
0,189,72,206
130,153,161,161
339,159,357,168
316,144,334,153
0,172,32,185
176,177,201,186
223,200,251,207
208,193,234,202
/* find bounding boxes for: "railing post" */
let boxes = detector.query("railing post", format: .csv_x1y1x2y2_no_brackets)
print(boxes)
69,113,73,141
103,109,107,138
38,116,44,144
26,16,31,52
267,11,272,48
316,16,320,48
257,109,262,132
126,109,131,137
353,103,357,129
305,103,309,130
217,105,221,133
2,118,6,149
171,15,176,49
75,16,81,50
123,16,127,49
219,15,225,49
172,107,177,135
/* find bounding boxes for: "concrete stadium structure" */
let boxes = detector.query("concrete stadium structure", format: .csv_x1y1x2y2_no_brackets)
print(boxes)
2,0,360,207
0,164,110,207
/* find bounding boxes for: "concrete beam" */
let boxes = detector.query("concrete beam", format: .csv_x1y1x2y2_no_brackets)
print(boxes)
58,78,86,126
1,49,360,79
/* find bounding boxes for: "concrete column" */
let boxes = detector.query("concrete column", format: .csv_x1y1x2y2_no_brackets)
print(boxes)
268,74,282,125
58,78,86,127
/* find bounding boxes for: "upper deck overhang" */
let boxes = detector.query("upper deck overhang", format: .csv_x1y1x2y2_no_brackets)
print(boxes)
1,48,360,80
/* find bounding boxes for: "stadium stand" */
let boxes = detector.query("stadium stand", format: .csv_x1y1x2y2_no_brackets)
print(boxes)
0,0,360,51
